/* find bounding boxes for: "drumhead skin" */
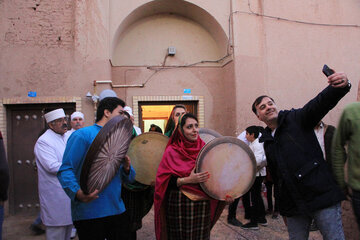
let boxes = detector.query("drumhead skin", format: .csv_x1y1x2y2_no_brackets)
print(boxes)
127,132,169,185
199,128,222,144
80,115,133,194
196,136,256,200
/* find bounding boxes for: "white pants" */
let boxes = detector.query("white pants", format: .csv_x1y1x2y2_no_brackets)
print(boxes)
46,224,72,240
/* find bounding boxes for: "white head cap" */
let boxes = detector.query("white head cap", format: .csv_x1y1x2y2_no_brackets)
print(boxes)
99,89,117,101
124,106,134,116
44,109,66,123
71,112,84,121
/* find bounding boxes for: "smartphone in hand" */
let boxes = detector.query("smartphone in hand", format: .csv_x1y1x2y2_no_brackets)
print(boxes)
322,64,335,77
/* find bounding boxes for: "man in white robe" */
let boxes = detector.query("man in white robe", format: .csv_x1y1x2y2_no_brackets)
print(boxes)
34,108,72,240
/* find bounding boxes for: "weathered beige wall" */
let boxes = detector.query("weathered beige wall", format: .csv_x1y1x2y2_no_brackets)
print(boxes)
112,14,222,66
108,0,234,135
111,61,236,135
0,0,112,126
109,0,230,60
1,0,359,131
232,0,360,131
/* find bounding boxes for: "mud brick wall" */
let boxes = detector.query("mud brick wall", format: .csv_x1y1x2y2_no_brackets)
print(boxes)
3,0,75,49
0,0,78,96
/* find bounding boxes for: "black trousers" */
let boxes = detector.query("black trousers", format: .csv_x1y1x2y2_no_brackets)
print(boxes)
228,196,241,219
265,180,279,212
242,193,251,219
243,176,266,224
74,212,131,240
352,189,360,231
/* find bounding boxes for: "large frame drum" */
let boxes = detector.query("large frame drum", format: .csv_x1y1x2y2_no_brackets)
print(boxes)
80,116,133,194
196,136,256,200
199,128,222,144
126,132,169,185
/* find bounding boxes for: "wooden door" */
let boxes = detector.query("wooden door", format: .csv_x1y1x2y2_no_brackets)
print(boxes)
6,103,75,215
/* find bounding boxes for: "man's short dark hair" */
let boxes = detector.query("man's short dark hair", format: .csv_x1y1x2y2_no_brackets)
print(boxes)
252,95,275,115
96,97,125,122
246,125,260,139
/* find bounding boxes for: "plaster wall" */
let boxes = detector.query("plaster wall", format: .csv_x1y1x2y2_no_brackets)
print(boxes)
1,0,234,132
0,0,112,127
232,0,360,131
0,0,359,133
109,0,231,59
112,14,222,66
108,0,235,135
111,61,236,135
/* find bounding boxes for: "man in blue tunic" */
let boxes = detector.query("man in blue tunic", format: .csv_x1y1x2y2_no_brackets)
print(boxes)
58,97,135,240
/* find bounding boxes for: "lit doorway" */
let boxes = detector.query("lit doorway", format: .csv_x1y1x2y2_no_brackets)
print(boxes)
139,101,198,133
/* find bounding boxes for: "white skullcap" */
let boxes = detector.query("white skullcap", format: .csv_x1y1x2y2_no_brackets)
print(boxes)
44,109,65,123
99,89,117,101
124,106,134,116
71,112,84,121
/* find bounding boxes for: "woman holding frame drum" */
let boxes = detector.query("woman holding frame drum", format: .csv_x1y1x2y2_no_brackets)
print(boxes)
154,113,232,240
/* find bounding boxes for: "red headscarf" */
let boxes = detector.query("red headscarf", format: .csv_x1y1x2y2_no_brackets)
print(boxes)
154,117,220,240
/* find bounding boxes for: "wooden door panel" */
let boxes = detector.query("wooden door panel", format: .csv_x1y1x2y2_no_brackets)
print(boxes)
7,103,75,215
11,110,43,214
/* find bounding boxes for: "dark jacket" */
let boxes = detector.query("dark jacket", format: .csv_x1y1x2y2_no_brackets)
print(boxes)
260,85,349,217
0,131,9,202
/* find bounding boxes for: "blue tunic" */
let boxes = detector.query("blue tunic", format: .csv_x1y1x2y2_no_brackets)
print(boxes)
57,124,135,221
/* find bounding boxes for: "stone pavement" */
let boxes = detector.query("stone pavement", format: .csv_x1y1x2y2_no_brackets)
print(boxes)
3,204,323,240
137,205,322,240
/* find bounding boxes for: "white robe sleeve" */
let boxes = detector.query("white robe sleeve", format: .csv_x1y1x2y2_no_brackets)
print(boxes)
34,139,61,175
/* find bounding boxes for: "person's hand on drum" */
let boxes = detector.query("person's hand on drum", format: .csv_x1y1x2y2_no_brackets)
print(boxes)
188,168,209,184
122,155,131,174
177,168,209,187
76,189,99,203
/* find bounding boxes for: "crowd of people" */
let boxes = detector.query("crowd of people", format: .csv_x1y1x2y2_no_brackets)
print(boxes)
0,67,359,240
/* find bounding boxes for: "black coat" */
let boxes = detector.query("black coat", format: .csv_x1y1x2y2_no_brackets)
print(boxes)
260,85,349,217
